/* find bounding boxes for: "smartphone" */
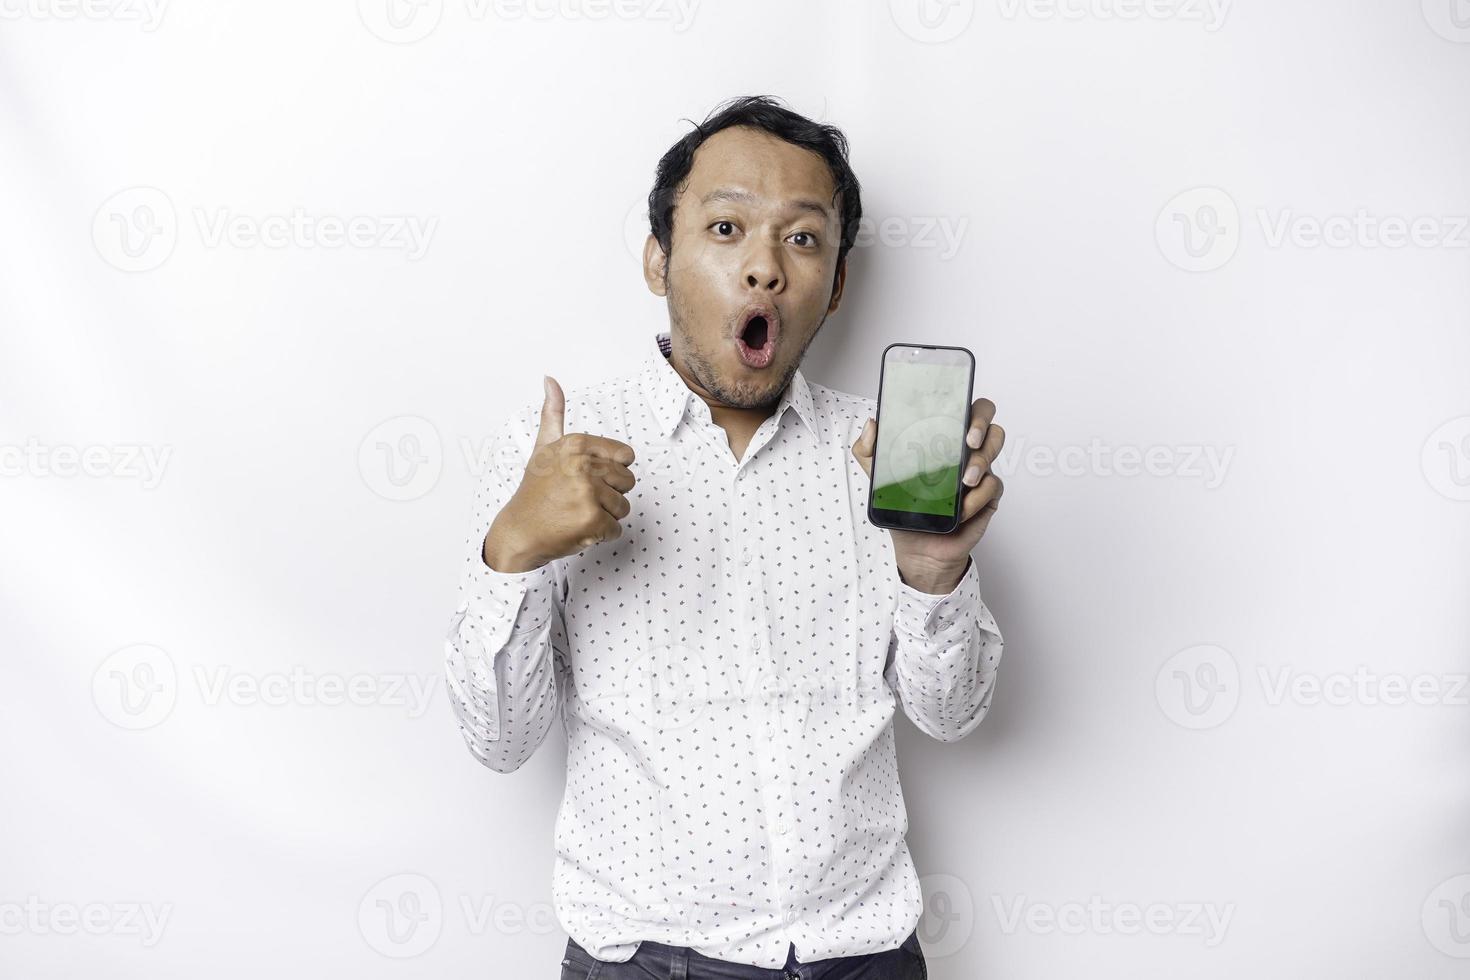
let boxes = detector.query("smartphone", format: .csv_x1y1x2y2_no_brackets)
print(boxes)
867,343,976,534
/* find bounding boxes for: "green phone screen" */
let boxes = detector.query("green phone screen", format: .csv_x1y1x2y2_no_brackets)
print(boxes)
872,358,970,517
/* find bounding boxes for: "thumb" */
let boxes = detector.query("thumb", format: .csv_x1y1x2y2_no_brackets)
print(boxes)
535,375,565,448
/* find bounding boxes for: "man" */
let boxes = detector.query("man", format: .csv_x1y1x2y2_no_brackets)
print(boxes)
445,95,1005,980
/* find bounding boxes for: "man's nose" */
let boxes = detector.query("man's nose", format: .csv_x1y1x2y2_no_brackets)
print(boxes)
745,269,782,290
742,238,784,292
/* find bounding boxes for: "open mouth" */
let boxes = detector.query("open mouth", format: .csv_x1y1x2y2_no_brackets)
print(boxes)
734,307,779,369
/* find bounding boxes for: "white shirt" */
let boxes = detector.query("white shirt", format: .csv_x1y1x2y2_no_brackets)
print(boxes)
444,330,1003,969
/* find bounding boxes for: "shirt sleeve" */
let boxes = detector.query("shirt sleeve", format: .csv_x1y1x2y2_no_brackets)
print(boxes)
444,408,568,774
883,556,1004,743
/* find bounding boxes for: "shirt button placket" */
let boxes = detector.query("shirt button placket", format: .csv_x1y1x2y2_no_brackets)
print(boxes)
735,466,798,941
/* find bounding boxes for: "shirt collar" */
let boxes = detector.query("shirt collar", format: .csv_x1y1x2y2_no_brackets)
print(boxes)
641,331,816,440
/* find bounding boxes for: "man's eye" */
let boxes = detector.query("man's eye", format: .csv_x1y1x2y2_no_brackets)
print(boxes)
711,221,737,237
789,231,818,248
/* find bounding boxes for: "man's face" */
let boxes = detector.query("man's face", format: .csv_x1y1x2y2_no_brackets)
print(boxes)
643,125,847,411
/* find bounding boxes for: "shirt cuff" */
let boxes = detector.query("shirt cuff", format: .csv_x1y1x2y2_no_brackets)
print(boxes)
463,552,557,639
894,557,994,637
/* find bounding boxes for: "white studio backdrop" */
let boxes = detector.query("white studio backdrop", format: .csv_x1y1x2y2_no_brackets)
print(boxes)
2,2,1468,977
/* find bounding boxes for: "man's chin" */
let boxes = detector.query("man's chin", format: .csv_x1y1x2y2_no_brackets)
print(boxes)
710,361,788,410
671,320,796,410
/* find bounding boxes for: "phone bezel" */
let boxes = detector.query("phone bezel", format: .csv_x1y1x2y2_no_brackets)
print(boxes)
866,342,976,534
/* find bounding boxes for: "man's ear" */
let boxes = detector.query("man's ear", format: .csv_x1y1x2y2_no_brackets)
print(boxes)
826,256,848,314
642,234,669,296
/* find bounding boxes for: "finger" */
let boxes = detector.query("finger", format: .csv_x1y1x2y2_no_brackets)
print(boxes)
535,375,565,449
851,418,875,461
578,513,623,551
596,513,624,543
587,458,636,494
965,397,997,450
962,422,1005,486
592,481,632,521
958,472,1003,524
966,498,999,541
564,432,637,466
850,418,875,477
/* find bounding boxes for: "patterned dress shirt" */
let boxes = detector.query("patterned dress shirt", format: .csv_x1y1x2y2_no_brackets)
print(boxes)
445,330,1003,969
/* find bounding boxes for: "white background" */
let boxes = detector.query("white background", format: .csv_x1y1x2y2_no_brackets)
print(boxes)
2,1,1468,977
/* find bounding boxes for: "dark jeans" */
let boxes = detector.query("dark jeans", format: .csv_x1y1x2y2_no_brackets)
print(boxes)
559,928,927,980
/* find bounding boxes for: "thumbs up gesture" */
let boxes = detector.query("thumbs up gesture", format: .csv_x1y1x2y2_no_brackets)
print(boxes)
482,376,638,573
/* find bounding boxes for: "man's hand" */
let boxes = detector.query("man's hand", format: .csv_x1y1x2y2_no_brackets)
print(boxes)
482,376,637,573
852,397,1005,595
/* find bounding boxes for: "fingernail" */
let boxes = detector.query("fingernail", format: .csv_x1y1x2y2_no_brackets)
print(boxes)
543,375,551,396
964,464,980,484
967,428,980,449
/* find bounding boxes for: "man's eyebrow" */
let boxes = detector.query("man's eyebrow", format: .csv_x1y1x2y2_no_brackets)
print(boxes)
700,187,833,218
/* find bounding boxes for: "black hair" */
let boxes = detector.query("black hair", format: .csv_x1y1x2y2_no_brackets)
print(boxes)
646,95,863,286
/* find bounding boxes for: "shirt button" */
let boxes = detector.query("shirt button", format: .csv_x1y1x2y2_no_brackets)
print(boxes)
774,819,789,835
784,909,797,925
